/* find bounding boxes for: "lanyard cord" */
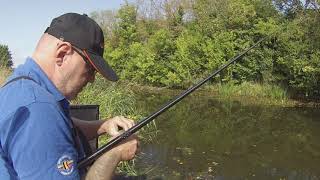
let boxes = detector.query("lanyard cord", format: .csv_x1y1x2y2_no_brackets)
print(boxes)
1,76,37,88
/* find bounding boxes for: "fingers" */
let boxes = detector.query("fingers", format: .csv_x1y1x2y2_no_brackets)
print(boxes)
108,127,120,136
114,116,135,131
119,116,135,127
100,116,136,137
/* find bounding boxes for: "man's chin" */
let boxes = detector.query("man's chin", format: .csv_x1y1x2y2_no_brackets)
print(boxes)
66,92,79,101
67,86,84,100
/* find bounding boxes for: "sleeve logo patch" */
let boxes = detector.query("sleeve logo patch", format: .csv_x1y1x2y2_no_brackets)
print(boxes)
57,155,75,175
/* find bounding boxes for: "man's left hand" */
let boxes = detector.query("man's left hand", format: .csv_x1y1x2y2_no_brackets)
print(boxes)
98,116,135,136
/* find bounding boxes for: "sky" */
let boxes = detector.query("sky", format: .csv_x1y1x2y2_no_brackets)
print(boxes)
0,0,130,67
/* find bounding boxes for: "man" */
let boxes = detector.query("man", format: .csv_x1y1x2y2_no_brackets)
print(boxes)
0,13,139,179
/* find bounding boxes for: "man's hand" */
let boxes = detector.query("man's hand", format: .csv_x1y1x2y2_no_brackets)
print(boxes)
86,119,139,180
98,116,135,136
110,134,139,161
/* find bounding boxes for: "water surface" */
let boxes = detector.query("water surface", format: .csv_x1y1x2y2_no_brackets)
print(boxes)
134,92,320,179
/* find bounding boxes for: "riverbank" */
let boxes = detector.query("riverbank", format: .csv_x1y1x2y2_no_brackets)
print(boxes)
124,81,302,107
0,65,318,108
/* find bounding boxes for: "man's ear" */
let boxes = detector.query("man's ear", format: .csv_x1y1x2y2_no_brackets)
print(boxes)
56,42,72,66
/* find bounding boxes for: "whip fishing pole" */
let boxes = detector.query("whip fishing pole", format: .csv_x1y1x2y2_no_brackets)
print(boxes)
78,38,265,169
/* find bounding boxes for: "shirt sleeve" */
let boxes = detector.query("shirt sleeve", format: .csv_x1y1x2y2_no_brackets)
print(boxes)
7,102,80,180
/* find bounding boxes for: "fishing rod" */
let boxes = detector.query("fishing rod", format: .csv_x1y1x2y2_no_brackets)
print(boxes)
78,38,265,169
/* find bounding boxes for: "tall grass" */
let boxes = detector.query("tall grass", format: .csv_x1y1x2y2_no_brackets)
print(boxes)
73,75,141,118
0,67,11,86
214,81,288,104
72,75,146,176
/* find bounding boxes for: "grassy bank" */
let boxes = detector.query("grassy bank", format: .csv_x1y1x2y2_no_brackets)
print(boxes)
215,82,287,99
127,81,294,107
210,82,293,106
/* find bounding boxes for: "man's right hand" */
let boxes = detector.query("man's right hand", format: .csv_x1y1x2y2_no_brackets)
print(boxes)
85,134,139,180
111,134,139,161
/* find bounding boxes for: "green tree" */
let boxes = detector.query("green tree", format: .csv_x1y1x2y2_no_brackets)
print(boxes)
0,44,13,68
95,0,320,97
114,4,138,47
105,4,139,77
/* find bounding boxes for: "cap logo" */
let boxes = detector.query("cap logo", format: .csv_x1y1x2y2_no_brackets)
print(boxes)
57,155,75,175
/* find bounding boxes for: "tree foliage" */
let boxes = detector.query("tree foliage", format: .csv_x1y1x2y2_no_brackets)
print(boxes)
91,0,320,97
0,44,13,68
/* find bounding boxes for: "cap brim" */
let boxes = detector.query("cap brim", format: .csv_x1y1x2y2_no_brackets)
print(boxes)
86,52,118,82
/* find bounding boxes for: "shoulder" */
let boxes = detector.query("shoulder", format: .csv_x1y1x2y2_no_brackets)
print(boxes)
0,98,71,151
1,102,72,150
12,102,72,137
5,77,57,104
0,78,58,120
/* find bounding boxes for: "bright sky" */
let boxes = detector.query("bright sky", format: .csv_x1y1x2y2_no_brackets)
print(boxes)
0,0,130,67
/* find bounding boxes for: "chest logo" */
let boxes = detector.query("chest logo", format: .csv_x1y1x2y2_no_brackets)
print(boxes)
57,155,75,175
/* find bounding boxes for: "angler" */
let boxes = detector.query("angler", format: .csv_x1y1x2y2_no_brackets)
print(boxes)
0,13,139,180
0,12,264,180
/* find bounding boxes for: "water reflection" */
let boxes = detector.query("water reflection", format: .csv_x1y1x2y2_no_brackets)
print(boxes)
134,92,320,179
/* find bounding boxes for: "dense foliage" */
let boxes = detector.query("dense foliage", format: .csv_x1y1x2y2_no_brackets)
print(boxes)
0,44,13,68
91,0,320,97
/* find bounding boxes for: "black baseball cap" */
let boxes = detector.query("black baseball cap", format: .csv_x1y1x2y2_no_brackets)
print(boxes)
45,13,118,81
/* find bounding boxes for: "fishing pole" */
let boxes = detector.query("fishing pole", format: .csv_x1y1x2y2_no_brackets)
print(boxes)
78,38,265,169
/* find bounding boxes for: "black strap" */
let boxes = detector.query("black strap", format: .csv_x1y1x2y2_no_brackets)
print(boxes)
76,128,93,156
1,76,37,88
